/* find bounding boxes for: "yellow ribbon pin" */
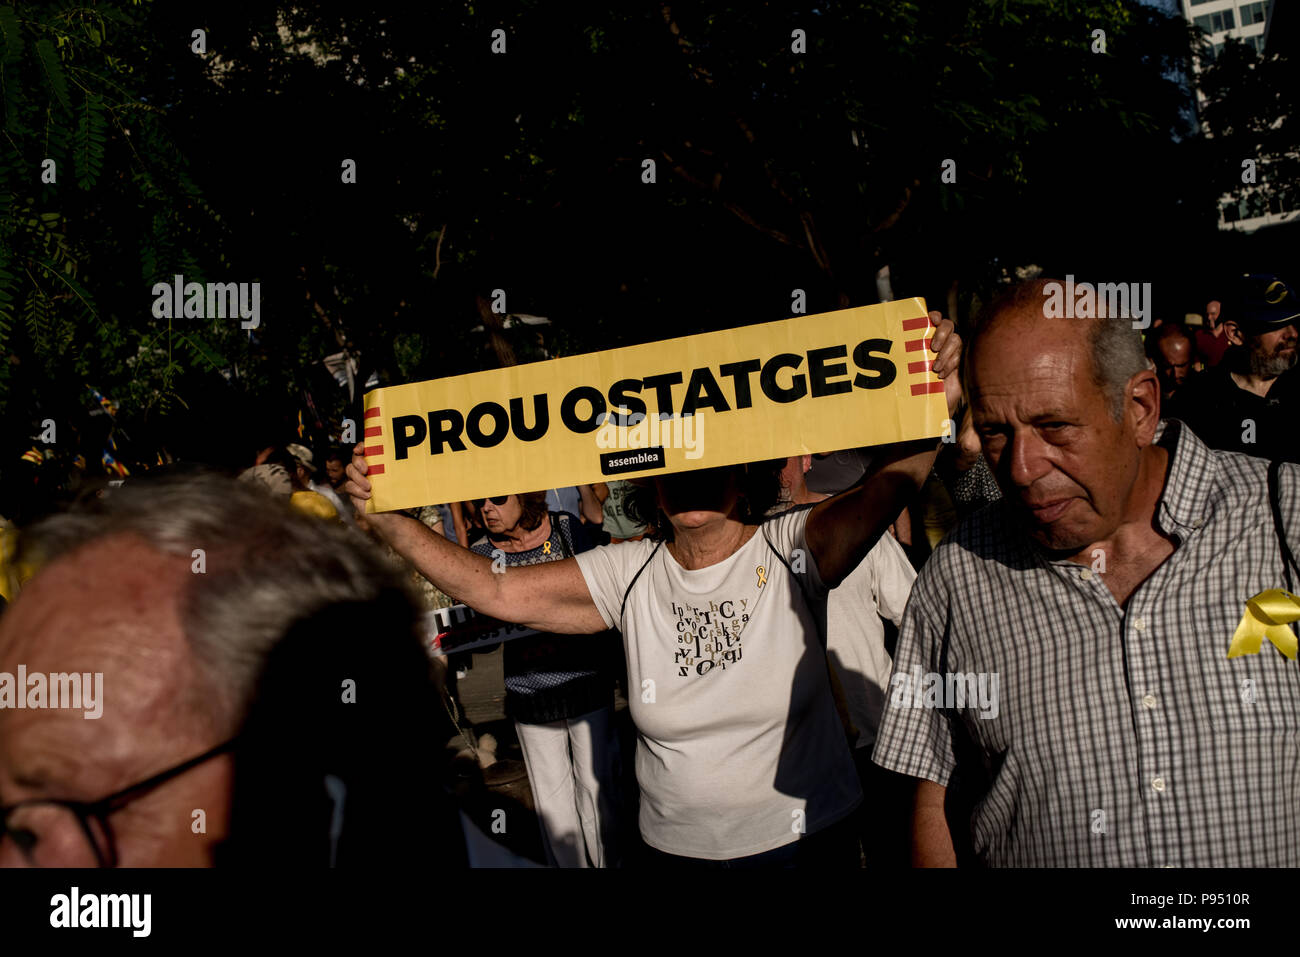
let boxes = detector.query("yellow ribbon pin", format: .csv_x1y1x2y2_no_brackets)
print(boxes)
756,564,767,588
1227,589,1300,659
542,541,552,555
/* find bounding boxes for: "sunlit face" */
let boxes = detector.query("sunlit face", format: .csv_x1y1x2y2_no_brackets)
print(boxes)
970,318,1146,554
478,495,524,534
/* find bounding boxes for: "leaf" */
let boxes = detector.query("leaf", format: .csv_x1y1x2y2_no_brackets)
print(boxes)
174,331,228,372
22,287,50,344
76,93,107,189
0,6,20,67
35,38,72,115
0,259,15,350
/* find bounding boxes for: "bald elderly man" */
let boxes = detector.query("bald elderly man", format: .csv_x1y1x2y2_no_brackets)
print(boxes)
0,474,464,867
1145,322,1196,402
873,278,1300,867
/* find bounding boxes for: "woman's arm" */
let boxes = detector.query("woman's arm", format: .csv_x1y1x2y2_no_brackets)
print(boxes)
805,313,961,588
449,499,469,546
345,452,608,634
577,484,605,524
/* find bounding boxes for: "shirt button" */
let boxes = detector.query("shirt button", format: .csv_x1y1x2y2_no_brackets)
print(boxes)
1080,569,1093,581
1152,777,1166,792
1134,617,1146,632
1142,693,1158,710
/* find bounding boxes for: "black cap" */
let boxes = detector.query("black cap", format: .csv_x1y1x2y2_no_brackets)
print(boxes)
1234,274,1300,332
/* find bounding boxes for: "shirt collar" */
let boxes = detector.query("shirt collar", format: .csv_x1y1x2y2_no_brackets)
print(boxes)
1153,418,1214,536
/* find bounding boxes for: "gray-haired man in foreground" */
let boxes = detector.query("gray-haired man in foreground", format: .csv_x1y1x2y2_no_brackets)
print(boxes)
873,279,1300,867
0,474,465,867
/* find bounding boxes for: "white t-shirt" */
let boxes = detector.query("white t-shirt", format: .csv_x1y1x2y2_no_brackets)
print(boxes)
575,507,862,860
822,530,915,750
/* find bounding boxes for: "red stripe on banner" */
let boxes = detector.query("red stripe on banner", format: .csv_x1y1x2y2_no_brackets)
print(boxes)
905,337,931,353
902,316,932,331
908,359,933,374
364,407,381,419
368,464,386,475
364,426,382,437
911,381,946,395
363,445,384,456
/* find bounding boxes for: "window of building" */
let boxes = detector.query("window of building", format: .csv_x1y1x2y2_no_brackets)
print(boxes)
1194,9,1236,33
1239,2,1267,26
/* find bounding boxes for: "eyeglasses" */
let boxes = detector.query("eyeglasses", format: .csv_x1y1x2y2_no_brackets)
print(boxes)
0,738,236,867
471,496,510,508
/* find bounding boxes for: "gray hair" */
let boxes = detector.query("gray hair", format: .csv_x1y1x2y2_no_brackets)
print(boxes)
1087,311,1150,421
15,472,420,735
967,279,1150,422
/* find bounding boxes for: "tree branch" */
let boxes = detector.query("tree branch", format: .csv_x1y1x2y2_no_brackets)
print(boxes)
659,149,801,247
433,223,448,280
659,5,839,289
871,180,919,234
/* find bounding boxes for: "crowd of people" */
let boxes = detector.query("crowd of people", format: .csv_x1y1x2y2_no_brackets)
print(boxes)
1,272,1298,868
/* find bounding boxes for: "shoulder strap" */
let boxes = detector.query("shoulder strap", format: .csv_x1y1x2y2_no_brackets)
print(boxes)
619,540,663,628
762,522,808,602
762,519,826,650
551,511,574,559
1268,459,1299,593
762,513,819,607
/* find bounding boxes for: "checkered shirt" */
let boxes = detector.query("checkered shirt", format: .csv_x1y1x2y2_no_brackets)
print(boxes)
872,419,1300,867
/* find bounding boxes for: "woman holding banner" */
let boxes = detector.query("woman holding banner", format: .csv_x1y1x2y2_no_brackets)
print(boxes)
346,313,962,867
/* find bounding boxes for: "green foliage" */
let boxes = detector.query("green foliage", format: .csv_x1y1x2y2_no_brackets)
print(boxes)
74,91,106,188
0,0,231,466
0,0,1226,481
1197,31,1298,223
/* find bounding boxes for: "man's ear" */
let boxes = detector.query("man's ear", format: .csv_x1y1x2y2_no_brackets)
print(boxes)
1129,369,1162,446
1221,319,1245,347
800,455,812,474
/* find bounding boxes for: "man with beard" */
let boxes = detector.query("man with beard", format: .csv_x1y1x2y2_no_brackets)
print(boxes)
1176,274,1300,463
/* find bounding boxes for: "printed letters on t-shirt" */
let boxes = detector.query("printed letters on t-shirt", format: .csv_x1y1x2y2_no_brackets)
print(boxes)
670,598,750,678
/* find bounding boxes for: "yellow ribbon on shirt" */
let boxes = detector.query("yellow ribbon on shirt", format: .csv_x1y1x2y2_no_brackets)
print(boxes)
1227,589,1300,659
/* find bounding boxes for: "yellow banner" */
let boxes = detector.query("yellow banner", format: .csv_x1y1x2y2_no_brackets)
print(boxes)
362,298,948,512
